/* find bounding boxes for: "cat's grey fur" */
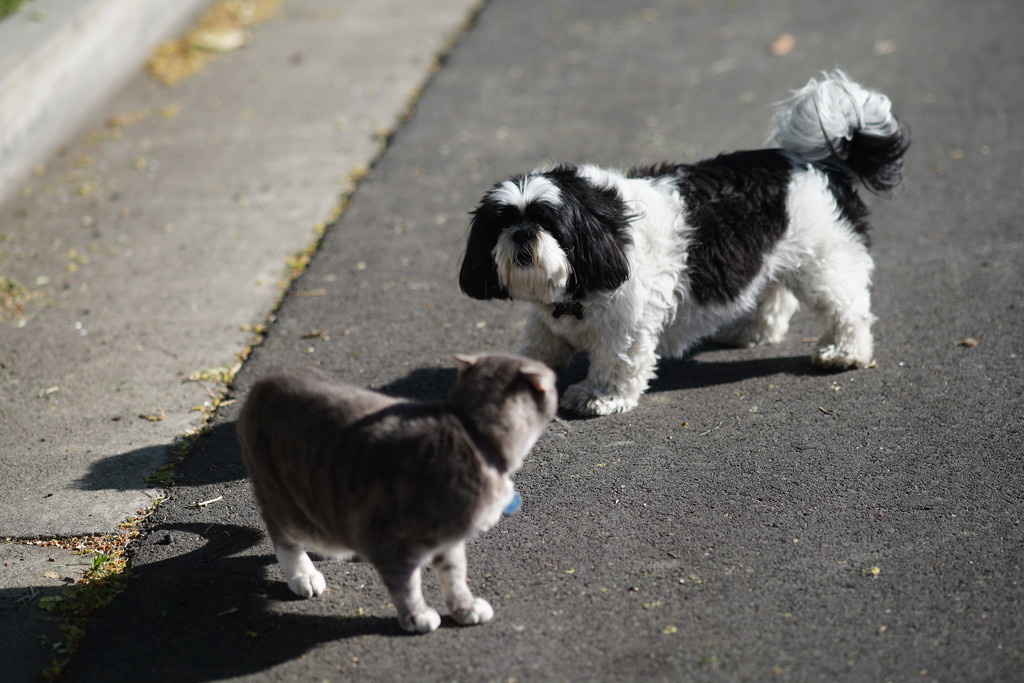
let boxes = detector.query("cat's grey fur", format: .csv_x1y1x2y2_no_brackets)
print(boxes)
237,353,557,633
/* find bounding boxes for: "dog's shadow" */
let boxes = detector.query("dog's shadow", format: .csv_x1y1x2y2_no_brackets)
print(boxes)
376,367,457,401
552,343,825,419
374,346,825,419
649,347,823,393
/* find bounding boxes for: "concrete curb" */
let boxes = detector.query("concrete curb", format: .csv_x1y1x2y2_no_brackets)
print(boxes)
0,0,211,205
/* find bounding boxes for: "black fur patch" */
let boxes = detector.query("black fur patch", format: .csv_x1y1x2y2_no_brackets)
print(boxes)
632,150,793,306
821,166,872,245
541,166,634,298
460,194,515,300
826,126,911,195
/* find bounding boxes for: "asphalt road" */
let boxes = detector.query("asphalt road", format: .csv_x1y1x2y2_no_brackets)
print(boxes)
60,0,1023,680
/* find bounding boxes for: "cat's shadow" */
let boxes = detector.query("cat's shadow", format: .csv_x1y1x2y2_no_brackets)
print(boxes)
65,521,408,681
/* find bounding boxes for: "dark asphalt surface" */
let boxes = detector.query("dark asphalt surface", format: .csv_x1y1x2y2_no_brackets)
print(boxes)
65,0,1022,680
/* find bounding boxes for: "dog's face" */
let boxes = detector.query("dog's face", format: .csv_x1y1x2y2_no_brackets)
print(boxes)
459,165,633,303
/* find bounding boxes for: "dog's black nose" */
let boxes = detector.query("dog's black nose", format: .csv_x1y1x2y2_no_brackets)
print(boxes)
512,227,534,245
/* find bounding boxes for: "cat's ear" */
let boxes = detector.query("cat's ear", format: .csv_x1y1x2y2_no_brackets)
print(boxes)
453,354,480,376
521,364,554,394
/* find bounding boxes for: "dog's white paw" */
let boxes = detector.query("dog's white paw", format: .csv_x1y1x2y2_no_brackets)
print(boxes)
452,597,494,626
399,608,442,634
562,384,638,416
287,569,327,598
812,343,872,370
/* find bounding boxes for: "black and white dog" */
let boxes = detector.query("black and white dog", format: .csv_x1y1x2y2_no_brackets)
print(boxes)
459,70,909,416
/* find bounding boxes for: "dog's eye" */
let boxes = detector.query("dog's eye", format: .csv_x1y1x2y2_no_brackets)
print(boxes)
496,206,522,222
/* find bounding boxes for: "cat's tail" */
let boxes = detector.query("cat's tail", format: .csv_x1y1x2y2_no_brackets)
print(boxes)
768,68,909,194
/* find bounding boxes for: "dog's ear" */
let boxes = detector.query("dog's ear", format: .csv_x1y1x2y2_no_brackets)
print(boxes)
568,223,630,296
459,205,510,300
555,174,632,297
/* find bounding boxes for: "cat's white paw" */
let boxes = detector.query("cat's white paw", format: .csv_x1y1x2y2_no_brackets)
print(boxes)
399,608,442,634
562,384,638,417
287,569,326,599
452,597,494,626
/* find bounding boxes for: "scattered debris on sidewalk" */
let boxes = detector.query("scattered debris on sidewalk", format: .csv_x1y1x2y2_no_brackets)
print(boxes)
147,0,283,85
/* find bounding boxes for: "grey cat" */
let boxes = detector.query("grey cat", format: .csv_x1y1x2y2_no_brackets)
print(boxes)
237,353,557,633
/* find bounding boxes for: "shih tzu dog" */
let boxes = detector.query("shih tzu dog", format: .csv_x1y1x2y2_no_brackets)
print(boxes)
459,70,909,416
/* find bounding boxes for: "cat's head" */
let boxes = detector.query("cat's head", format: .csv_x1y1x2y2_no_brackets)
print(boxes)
450,353,558,470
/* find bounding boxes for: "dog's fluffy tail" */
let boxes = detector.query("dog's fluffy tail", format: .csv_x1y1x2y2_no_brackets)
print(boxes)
768,69,909,193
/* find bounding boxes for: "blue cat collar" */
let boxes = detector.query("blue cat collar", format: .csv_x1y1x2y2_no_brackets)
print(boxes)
503,491,522,515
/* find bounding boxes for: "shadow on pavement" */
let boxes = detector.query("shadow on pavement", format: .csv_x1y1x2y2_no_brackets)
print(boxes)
371,350,825,420
0,582,68,677
376,366,458,401
63,521,403,681
74,422,246,491
73,444,173,492
553,350,823,419
650,352,823,393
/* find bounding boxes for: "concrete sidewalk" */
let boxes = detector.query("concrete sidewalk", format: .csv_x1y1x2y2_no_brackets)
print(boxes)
0,0,482,678
0,0,211,205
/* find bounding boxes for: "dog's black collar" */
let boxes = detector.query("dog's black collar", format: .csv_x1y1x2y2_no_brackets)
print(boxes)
552,301,584,319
